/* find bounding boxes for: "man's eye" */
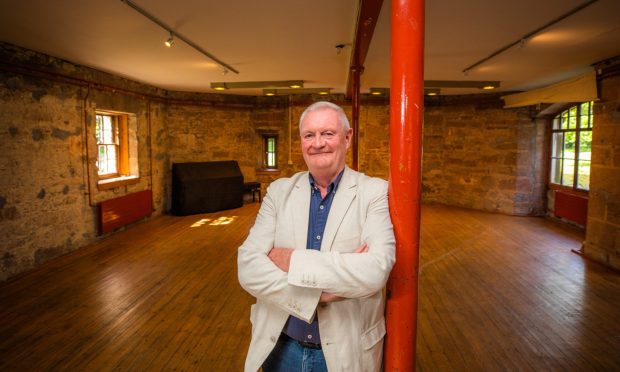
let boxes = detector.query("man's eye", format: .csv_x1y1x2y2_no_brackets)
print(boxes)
323,132,335,137
303,134,314,140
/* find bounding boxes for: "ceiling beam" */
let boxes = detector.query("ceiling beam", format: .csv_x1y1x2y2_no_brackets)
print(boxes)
346,0,384,99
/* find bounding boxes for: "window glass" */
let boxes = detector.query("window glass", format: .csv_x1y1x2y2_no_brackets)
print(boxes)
96,114,119,176
549,102,593,191
550,158,562,185
577,160,591,190
561,111,568,129
264,135,277,169
568,106,577,129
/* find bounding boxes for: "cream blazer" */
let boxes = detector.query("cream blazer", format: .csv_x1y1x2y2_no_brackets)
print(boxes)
238,166,395,372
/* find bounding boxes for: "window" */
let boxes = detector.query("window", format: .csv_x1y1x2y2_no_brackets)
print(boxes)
549,102,593,191
263,135,277,169
96,114,120,177
94,111,139,189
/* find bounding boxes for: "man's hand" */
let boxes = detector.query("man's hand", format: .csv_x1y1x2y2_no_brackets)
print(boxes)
319,292,343,303
267,247,294,272
354,243,368,253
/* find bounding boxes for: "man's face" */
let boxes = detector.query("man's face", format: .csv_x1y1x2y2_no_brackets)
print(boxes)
300,108,352,175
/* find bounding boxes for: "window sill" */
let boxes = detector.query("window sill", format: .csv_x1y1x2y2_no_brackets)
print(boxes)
97,175,140,190
256,169,281,176
548,183,589,196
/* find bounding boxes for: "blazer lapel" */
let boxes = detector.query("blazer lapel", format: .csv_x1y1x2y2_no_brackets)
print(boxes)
291,173,311,251
321,167,357,252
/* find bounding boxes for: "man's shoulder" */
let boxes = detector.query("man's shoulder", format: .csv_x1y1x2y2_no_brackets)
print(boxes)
268,171,308,190
346,168,388,192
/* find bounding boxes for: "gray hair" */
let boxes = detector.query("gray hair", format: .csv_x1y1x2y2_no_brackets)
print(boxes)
299,101,350,134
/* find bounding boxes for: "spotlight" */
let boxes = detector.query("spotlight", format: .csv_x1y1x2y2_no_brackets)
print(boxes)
369,88,389,96
211,82,228,91
165,33,174,47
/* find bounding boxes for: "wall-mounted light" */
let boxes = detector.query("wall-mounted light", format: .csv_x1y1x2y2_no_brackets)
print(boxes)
424,80,500,90
211,82,228,91
261,88,332,96
164,32,174,47
369,88,389,96
211,80,304,91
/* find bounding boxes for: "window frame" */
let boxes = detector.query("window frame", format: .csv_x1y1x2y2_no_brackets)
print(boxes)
548,102,593,192
95,113,121,179
262,134,278,170
94,110,139,190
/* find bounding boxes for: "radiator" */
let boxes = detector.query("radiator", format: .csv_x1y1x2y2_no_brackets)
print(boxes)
99,190,153,234
554,190,588,225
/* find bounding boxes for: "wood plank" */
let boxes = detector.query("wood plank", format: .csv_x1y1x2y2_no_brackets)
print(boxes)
1,203,619,370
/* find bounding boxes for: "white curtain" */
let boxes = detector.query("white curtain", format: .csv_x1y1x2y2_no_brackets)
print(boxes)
502,70,598,108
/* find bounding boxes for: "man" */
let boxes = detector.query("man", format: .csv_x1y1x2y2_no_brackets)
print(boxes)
238,101,395,372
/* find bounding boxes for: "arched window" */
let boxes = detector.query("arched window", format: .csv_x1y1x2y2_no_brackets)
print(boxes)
549,102,593,190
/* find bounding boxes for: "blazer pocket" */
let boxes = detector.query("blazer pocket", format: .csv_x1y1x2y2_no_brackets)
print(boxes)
361,320,386,350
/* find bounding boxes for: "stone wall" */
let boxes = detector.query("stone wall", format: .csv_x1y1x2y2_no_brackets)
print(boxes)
585,71,620,270
422,94,546,215
0,43,171,281
5,41,604,281
0,43,299,281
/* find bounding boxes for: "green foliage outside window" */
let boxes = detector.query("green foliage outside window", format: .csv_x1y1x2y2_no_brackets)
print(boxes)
550,102,593,190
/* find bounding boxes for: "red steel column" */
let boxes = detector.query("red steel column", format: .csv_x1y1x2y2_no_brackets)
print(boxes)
385,0,424,370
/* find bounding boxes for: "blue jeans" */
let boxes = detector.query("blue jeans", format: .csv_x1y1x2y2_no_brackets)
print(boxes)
262,333,328,372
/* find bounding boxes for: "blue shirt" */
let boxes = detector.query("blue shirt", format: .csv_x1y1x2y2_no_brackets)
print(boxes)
282,170,344,344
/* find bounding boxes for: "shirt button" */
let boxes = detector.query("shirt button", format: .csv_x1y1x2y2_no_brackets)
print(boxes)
307,335,313,339
316,235,321,240
270,336,276,342
319,205,324,210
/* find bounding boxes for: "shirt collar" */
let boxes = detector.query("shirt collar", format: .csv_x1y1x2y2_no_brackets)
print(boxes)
308,169,345,194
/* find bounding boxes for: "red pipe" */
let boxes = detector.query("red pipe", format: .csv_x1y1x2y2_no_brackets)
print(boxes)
385,0,424,370
351,65,363,171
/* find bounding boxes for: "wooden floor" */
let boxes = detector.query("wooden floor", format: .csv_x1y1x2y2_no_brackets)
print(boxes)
1,203,619,371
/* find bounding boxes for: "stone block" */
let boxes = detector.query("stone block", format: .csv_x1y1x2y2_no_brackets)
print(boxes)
587,190,607,220
585,218,616,252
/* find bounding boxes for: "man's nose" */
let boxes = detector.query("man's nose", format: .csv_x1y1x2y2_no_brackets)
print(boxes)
312,134,325,147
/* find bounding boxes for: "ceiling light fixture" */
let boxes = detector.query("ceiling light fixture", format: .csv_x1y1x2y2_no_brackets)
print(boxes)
164,33,174,47
120,0,238,74
210,80,304,91
211,82,227,91
425,88,440,96
424,80,500,90
369,88,389,96
261,88,332,96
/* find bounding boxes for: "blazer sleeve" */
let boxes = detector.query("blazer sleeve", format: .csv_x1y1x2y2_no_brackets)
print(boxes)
237,181,322,323
287,179,395,298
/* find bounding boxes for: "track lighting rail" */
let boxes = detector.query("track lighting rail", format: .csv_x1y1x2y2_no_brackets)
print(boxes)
120,0,239,74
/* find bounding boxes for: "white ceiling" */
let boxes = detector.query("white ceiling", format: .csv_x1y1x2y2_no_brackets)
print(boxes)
1,0,619,96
